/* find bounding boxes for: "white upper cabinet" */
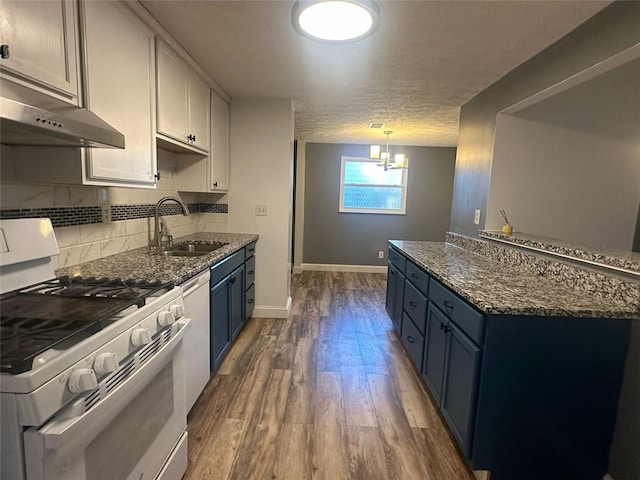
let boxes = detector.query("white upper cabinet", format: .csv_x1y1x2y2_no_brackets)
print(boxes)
176,90,229,193
157,41,210,152
81,0,157,186
210,91,229,191
0,0,80,105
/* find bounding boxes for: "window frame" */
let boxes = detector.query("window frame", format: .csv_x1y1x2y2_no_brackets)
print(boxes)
338,156,408,215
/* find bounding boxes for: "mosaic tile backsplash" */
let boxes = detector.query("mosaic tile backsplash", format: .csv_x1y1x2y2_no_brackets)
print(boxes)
446,232,640,309
0,202,228,226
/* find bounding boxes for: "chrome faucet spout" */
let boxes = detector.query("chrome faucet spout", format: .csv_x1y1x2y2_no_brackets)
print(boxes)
152,196,190,251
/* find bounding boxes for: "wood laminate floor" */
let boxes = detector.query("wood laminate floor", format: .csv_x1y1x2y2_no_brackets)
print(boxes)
185,271,474,480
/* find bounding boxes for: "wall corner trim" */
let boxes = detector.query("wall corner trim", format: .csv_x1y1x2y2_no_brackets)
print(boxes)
252,297,292,319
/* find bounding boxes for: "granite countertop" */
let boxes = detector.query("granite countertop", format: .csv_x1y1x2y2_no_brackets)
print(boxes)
390,240,639,319
479,230,640,275
56,232,258,285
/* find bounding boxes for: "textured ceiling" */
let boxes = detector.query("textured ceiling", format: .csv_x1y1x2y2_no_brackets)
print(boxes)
139,0,611,147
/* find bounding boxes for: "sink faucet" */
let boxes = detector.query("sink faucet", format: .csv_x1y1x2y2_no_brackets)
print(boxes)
152,196,190,252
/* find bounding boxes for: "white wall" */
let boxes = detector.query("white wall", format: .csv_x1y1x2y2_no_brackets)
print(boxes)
228,99,294,318
486,113,640,250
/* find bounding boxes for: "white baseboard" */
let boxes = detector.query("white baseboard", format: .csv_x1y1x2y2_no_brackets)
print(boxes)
252,296,292,319
301,263,387,273
292,265,303,274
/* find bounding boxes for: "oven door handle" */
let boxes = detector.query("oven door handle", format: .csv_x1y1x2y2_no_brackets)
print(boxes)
39,318,191,450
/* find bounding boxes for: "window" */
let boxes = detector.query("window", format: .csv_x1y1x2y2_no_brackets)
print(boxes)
339,156,408,214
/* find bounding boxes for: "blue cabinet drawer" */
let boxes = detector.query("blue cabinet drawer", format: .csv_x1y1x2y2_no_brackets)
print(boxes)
245,255,255,288
245,241,256,259
405,261,429,295
401,312,425,373
429,279,484,344
388,247,406,273
403,280,427,334
210,249,244,286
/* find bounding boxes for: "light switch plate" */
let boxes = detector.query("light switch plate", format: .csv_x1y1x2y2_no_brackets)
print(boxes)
474,209,481,225
255,204,268,216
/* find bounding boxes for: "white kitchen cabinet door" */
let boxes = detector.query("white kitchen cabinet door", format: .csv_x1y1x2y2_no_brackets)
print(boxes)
0,0,80,105
82,0,157,186
210,91,229,191
157,42,190,146
188,73,210,152
157,40,210,153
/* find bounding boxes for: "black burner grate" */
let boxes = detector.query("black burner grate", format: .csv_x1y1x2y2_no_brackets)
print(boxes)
0,277,173,374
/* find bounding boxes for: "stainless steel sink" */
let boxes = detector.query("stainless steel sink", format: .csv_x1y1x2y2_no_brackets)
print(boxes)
158,241,228,257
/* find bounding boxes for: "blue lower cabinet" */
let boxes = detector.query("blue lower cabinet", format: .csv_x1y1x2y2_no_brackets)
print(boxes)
210,244,256,372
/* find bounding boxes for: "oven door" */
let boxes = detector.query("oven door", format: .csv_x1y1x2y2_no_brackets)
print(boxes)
23,319,190,480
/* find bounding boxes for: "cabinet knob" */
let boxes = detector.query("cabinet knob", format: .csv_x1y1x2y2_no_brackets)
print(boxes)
0,45,10,59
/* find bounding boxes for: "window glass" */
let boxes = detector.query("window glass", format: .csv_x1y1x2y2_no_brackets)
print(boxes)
339,157,408,214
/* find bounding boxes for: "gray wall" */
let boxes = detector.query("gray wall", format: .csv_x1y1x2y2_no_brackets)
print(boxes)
449,2,640,236
303,143,455,266
487,114,639,250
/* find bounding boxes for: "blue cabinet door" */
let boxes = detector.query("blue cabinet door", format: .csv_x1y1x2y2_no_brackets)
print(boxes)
385,263,405,334
210,278,230,370
423,304,448,405
230,265,245,339
441,321,481,458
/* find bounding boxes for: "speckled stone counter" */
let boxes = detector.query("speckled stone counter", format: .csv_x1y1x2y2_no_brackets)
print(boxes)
390,240,639,319
56,232,258,285
479,230,640,274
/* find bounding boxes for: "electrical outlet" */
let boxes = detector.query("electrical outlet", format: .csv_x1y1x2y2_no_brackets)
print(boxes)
255,204,268,216
378,250,384,259
474,209,481,225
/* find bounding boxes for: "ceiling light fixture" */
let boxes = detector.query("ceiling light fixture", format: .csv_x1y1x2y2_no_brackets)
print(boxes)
370,130,407,171
292,0,380,43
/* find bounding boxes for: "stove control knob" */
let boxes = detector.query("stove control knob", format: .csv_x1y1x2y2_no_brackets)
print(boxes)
158,310,175,327
170,304,185,319
94,352,119,375
131,328,151,347
68,368,98,394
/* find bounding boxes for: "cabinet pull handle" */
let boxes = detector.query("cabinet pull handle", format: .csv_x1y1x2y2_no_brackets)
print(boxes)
440,322,445,330
213,181,218,188
407,335,415,343
443,325,450,334
411,273,419,279
0,45,9,59
248,270,254,275
230,277,236,284
443,300,454,313
247,299,254,304
409,301,418,307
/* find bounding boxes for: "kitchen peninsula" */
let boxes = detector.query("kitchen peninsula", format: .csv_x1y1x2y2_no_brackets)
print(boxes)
386,235,638,480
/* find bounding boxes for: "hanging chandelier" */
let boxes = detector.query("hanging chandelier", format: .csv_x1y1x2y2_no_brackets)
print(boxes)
370,130,407,171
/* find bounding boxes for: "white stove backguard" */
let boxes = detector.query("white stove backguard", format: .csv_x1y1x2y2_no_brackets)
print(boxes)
0,218,59,294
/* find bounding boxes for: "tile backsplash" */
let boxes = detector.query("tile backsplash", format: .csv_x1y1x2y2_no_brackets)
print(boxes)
1,150,229,269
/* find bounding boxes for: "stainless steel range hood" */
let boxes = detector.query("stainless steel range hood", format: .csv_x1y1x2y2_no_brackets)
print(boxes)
0,97,125,148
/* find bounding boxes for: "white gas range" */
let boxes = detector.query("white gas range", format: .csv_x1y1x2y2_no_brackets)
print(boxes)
0,218,190,480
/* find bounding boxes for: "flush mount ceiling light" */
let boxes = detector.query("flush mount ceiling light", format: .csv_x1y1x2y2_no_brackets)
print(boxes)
292,0,380,43
370,130,408,171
